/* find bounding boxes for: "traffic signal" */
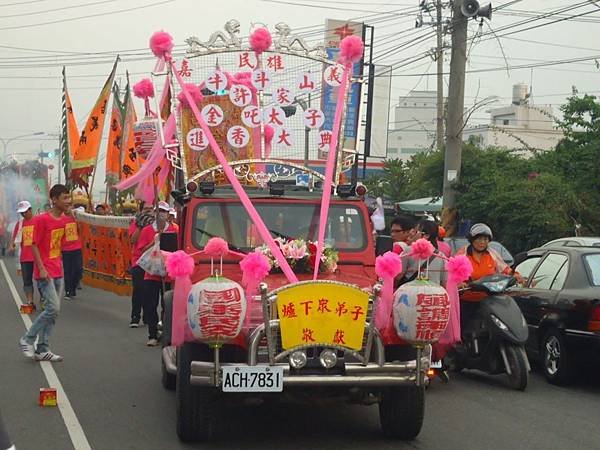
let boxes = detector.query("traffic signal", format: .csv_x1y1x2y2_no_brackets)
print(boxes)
38,151,54,158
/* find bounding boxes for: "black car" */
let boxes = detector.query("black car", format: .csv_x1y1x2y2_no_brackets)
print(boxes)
508,246,600,384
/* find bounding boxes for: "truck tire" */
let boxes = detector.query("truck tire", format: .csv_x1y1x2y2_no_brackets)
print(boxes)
505,344,529,391
176,342,216,442
541,328,573,385
379,385,425,440
161,291,175,390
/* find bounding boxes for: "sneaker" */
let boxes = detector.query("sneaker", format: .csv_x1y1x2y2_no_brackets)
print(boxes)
438,370,450,383
34,351,63,362
64,295,72,301
157,321,163,331
146,338,159,347
19,338,34,359
129,322,139,328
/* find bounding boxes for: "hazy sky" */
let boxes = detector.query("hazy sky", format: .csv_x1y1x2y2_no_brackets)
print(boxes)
0,0,598,192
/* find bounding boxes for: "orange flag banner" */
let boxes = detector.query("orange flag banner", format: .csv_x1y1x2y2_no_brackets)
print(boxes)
120,82,141,181
105,84,124,186
65,89,80,157
70,57,118,188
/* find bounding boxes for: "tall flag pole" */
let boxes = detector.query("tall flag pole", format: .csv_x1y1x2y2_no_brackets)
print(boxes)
70,56,119,197
60,66,80,189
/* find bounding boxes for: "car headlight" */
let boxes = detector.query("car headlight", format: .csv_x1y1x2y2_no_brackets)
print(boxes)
289,350,307,369
490,313,509,331
319,349,338,369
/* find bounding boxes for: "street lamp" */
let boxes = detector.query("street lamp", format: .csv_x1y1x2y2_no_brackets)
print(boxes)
0,131,45,160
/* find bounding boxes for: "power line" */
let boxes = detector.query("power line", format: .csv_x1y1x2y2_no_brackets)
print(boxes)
0,0,119,19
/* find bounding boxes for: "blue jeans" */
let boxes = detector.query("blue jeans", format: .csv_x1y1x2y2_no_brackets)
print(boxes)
23,277,63,353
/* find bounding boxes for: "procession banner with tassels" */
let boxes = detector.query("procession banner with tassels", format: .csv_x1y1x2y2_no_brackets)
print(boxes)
120,81,141,183
70,57,119,189
105,83,124,186
60,67,80,187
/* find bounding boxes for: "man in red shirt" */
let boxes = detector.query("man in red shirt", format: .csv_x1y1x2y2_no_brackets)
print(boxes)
19,184,71,362
128,202,154,328
9,200,35,306
137,201,178,346
62,205,83,299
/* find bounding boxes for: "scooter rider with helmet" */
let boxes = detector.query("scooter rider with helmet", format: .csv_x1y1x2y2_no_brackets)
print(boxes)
457,223,521,323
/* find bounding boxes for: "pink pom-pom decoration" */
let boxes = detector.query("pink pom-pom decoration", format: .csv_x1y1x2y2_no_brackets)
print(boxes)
264,125,275,144
166,250,195,278
177,83,204,108
203,237,229,257
375,251,403,280
409,238,435,260
231,72,256,93
240,251,271,281
339,35,364,65
249,27,272,54
374,251,402,329
133,78,155,99
446,255,473,283
149,30,174,59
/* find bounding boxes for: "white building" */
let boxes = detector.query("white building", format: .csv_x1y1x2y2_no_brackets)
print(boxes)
387,91,439,160
463,84,563,154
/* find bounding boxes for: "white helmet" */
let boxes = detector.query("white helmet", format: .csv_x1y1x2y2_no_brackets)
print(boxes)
469,223,493,241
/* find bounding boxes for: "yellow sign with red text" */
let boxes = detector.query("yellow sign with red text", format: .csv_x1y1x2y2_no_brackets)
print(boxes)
276,283,369,350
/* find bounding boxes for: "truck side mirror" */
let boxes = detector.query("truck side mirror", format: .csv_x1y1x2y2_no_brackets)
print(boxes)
375,235,393,256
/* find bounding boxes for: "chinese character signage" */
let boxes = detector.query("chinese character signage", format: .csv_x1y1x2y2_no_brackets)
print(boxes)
277,282,369,350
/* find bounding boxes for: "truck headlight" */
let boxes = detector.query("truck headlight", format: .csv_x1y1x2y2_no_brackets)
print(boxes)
289,350,307,369
319,349,338,369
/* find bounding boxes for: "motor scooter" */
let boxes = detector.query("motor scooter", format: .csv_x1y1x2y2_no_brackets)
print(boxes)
451,274,530,391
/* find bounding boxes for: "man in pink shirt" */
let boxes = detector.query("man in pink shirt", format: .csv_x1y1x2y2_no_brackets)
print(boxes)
62,205,83,299
19,184,71,362
9,200,35,306
137,201,178,346
128,202,154,328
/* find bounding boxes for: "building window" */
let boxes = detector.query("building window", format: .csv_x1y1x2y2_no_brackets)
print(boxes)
503,119,509,125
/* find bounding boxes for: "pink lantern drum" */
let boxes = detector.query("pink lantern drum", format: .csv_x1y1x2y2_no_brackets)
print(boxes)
187,277,247,345
392,280,450,345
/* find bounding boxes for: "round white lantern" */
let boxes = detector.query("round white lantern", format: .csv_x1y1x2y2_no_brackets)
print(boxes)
187,276,246,345
392,280,450,345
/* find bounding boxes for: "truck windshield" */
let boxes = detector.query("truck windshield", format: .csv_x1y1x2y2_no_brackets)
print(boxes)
193,202,367,252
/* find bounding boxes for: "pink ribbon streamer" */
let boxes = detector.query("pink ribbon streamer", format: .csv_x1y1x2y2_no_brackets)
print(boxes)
171,275,194,346
170,61,298,284
439,279,461,344
312,63,351,279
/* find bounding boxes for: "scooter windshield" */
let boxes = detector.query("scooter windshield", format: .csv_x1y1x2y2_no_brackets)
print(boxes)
471,274,516,294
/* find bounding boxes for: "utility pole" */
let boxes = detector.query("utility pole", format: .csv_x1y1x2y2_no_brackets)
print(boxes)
436,0,444,151
441,0,468,235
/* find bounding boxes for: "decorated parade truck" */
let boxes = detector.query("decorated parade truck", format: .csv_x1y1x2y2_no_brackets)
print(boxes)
117,22,464,443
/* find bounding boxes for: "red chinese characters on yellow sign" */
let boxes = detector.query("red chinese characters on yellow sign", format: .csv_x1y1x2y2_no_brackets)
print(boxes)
276,283,369,350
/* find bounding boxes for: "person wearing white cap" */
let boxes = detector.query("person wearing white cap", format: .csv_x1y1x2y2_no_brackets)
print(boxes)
9,200,35,306
136,201,179,346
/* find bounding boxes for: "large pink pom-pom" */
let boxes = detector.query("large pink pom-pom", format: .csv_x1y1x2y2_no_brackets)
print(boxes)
133,78,155,99
446,255,473,283
409,238,435,260
375,251,402,280
149,30,174,59
339,35,364,65
240,251,271,284
166,250,195,278
204,237,229,257
249,27,272,54
177,83,204,108
264,125,275,144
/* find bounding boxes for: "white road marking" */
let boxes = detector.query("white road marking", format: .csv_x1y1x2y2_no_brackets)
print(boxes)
1,260,92,450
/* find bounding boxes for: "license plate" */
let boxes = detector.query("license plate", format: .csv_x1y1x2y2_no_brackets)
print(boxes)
221,366,284,392
430,360,442,368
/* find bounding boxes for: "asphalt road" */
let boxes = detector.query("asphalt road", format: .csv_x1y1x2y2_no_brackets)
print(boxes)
1,255,599,450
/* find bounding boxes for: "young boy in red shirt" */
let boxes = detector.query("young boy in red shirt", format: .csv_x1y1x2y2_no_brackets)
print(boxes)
62,205,83,299
9,200,35,306
19,184,71,362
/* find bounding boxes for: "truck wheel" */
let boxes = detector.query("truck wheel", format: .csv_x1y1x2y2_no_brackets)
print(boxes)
505,344,528,391
176,343,216,442
541,328,573,385
379,385,425,440
161,291,175,390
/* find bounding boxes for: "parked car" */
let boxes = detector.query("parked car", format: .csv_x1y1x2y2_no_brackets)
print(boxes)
508,245,600,384
542,237,600,248
444,237,515,266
